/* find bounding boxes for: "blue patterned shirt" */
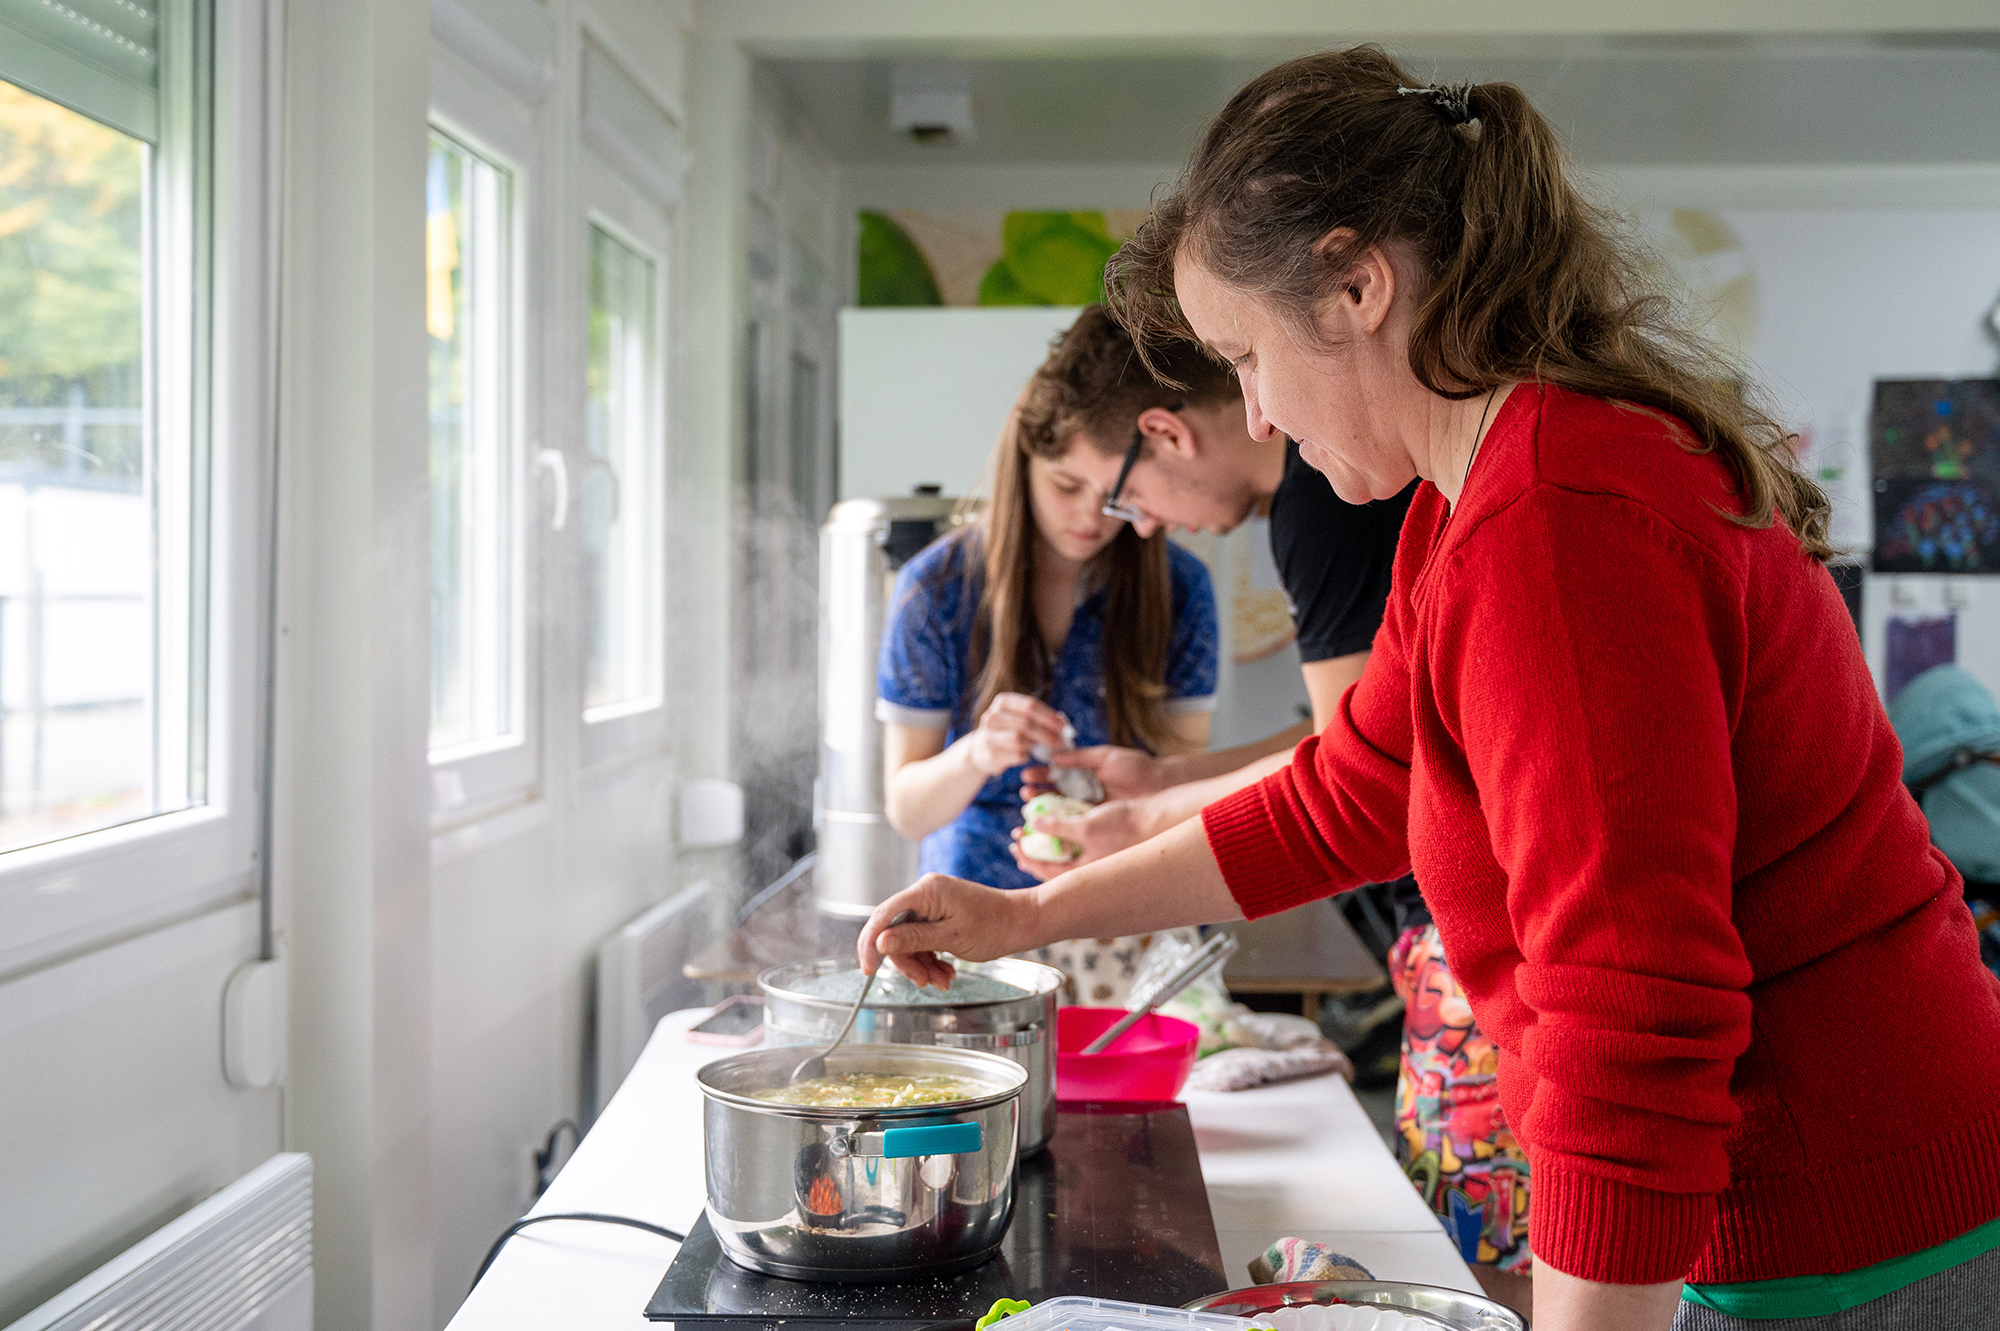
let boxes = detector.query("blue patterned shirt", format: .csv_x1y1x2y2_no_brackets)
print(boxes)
876,531,1219,890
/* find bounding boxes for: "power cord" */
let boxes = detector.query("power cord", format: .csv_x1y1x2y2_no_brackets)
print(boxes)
531,1119,582,1197
470,1211,684,1292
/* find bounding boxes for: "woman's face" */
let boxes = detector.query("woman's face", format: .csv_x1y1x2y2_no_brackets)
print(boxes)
1172,252,1420,505
1026,441,1125,565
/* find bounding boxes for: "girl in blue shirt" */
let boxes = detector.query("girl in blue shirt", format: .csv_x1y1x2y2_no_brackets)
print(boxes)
875,306,1222,891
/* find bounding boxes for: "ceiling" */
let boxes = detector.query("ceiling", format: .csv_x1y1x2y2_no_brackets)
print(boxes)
764,39,2000,167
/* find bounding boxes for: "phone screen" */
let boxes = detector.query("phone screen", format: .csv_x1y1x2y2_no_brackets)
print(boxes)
691,998,764,1037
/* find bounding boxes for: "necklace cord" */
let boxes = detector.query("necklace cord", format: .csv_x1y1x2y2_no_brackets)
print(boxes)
1462,387,1500,489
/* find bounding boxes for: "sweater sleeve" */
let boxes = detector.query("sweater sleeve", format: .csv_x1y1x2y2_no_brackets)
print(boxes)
1201,542,1418,918
1444,487,1755,1284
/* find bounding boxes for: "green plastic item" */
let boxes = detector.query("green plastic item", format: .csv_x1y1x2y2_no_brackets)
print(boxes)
976,1299,1033,1330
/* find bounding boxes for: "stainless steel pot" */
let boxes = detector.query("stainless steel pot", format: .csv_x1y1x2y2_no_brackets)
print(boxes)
697,1044,1026,1283
759,956,1061,1156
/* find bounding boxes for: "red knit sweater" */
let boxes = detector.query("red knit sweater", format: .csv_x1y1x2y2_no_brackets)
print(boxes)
1203,384,2000,1286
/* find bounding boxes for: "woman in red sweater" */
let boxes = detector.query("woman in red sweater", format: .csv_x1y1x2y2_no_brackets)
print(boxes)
857,47,2000,1331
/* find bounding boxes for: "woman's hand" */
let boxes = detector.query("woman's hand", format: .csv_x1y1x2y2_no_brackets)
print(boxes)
857,875,1039,988
1007,798,1158,879
967,693,1069,777
1048,745,1169,798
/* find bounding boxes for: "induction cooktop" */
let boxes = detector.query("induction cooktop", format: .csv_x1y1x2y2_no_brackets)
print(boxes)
647,1103,1229,1329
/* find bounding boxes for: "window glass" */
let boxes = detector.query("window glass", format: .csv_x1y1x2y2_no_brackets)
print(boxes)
0,81,190,853
428,131,515,753
583,224,659,715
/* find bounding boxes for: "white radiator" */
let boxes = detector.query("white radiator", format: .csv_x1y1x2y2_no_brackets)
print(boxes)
596,880,713,1115
14,1153,312,1331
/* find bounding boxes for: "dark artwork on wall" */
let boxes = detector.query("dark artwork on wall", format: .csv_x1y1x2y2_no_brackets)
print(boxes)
1870,379,2000,573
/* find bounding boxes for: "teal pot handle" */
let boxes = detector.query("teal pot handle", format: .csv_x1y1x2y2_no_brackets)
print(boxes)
831,1122,984,1159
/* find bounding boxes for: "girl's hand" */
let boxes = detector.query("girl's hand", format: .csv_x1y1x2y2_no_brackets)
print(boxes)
1048,746,1169,798
858,875,1037,988
1008,799,1154,879
966,693,1068,776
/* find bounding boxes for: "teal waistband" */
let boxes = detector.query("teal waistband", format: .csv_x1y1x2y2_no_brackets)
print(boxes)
1681,1212,2000,1319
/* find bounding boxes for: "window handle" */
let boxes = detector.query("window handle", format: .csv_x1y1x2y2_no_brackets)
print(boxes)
537,448,569,531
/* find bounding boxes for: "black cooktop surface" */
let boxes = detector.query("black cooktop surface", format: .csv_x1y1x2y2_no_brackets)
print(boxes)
647,1102,1229,1329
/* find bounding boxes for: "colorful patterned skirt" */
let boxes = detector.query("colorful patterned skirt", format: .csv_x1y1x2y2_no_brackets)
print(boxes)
1389,922,1533,1274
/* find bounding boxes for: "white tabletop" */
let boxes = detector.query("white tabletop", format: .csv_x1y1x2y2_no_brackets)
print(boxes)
445,1009,1476,1330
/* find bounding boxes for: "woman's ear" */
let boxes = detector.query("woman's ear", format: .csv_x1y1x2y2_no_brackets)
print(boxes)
1313,228,1396,337
1136,405,1200,459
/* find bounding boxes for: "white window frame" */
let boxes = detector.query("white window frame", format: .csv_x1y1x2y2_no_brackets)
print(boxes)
426,43,544,828
575,148,673,772
0,0,274,979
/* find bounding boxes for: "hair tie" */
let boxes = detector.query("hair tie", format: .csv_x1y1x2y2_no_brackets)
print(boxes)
1397,82,1477,126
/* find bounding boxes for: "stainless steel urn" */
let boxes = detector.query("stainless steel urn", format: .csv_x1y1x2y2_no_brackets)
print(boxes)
816,491,961,920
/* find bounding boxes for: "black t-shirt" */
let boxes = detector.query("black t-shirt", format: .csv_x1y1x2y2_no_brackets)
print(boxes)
1265,442,1426,933
1266,440,1417,663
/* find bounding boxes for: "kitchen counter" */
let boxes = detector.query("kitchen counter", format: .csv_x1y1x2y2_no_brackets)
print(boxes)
445,1008,1477,1330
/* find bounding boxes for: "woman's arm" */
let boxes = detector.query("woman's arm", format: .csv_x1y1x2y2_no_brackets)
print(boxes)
861,814,1242,985
1156,709,1212,756
883,694,1068,840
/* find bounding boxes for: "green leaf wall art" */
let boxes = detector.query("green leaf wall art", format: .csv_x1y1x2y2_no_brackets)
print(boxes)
978,212,1120,306
857,210,943,307
854,209,1129,308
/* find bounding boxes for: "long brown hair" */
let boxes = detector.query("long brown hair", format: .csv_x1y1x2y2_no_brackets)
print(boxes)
1105,46,1834,560
957,307,1233,749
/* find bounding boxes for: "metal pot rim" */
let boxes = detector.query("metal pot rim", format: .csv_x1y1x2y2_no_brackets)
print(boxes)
696,1044,1028,1119
758,956,1064,1013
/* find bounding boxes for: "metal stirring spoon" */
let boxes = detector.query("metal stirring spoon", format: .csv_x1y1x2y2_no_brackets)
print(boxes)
787,909,920,1086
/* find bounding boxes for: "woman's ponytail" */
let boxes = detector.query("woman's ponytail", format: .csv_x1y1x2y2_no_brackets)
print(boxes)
1106,46,1836,561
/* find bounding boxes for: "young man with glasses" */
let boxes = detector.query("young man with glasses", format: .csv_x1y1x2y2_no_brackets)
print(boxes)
1019,332,1416,844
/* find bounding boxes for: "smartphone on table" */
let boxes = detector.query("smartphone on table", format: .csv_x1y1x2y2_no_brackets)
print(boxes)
686,995,765,1046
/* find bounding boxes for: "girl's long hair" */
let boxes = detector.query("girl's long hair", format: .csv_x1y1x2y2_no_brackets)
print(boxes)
1105,45,1833,561
956,393,1171,751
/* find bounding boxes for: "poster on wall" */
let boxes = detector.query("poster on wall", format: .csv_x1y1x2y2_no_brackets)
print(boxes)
1870,378,2000,574
857,209,1149,307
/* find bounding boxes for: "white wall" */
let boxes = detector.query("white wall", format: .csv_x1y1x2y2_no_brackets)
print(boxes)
0,904,281,1322
837,307,1080,501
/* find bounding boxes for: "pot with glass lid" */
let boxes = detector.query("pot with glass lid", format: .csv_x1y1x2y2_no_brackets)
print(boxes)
759,956,1061,1156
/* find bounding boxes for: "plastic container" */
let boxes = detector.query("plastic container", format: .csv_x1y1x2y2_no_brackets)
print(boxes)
1055,1008,1200,1102
1185,1281,1525,1331
995,1295,1273,1331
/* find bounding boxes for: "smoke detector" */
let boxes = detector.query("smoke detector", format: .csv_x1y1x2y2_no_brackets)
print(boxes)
891,61,974,146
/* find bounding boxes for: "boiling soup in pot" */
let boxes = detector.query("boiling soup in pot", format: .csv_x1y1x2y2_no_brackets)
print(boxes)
751,1072,992,1108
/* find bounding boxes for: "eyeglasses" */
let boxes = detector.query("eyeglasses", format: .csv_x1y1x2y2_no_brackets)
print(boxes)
1100,429,1149,523
1100,401,1183,524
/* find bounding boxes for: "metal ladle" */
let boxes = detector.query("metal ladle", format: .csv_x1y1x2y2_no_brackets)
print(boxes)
787,908,920,1085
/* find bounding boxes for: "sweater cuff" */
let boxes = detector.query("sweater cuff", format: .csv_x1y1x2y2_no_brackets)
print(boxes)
1531,1157,1718,1284
1201,784,1305,921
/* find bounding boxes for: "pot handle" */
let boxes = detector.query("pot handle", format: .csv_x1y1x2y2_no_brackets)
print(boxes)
830,1122,983,1159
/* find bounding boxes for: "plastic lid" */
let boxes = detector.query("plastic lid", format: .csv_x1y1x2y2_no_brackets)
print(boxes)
989,1295,1275,1331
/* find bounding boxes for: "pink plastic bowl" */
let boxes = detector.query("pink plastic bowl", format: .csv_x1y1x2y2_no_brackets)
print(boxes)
1055,1007,1201,1103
